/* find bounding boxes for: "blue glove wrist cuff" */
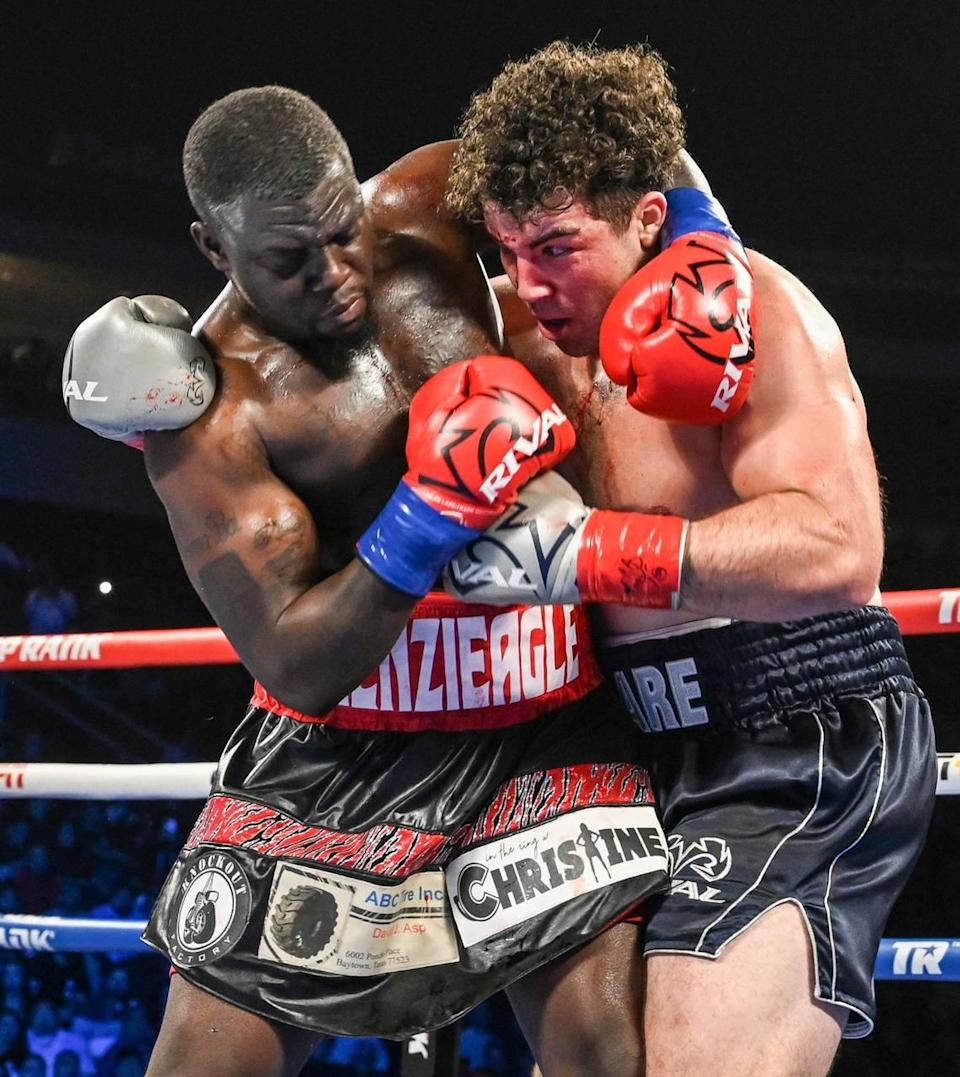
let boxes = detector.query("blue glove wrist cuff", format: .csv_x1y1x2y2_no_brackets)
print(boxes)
662,188,741,247
356,481,482,597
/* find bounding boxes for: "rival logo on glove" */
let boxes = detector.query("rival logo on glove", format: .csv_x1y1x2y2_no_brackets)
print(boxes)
185,357,209,407
62,379,109,403
477,402,568,503
669,239,755,377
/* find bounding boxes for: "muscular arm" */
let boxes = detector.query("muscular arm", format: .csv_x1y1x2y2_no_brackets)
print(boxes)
680,254,883,620
145,397,417,715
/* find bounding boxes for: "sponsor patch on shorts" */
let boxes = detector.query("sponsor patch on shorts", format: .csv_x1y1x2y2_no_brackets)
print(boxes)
257,863,459,976
447,804,667,947
666,834,732,904
167,849,252,967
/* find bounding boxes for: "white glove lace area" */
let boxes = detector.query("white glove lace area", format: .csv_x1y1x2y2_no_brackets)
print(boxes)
443,471,590,606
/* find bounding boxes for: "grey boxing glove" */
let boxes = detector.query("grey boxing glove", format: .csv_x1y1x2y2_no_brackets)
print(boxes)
63,295,216,445
443,471,589,605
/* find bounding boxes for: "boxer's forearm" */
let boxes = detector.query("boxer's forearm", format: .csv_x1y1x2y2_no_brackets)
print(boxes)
252,561,417,714
149,433,420,716
680,490,881,621
191,550,417,716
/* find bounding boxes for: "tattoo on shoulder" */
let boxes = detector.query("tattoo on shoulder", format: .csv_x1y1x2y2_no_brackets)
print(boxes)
197,552,266,626
185,534,212,558
264,545,304,584
205,511,238,542
184,510,241,560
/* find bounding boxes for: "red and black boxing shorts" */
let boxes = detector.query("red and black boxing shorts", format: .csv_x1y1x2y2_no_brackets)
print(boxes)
143,595,668,1038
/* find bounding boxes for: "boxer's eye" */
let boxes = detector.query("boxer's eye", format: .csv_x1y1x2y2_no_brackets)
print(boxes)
542,245,573,258
265,251,306,278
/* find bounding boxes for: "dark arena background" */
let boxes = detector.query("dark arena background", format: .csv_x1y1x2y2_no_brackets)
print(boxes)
1,2,958,1074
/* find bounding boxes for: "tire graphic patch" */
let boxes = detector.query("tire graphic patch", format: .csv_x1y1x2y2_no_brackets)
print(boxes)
269,885,339,959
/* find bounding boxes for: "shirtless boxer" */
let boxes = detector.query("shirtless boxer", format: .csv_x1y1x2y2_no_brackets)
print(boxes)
64,84,747,1077
442,41,937,1076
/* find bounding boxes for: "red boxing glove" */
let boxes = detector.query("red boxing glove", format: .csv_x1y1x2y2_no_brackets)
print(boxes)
404,355,575,530
599,233,756,424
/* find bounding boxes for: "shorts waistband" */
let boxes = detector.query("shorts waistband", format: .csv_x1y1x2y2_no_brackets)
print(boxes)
601,606,914,733
252,594,601,733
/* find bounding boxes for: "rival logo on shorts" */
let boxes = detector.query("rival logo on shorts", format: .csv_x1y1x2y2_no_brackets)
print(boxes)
167,850,252,967
267,883,343,963
337,604,582,714
448,804,668,948
257,863,457,976
667,835,732,904
479,403,569,504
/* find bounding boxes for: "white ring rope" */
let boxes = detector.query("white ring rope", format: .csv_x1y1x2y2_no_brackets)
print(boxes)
936,752,960,795
0,753,958,799
0,761,215,799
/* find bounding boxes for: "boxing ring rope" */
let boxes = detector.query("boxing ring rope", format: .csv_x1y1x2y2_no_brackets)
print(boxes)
1,585,958,986
0,915,956,982
0,761,215,798
0,588,957,674
2,756,959,799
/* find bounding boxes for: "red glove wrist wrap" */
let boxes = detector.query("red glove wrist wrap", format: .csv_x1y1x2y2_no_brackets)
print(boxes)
576,511,688,609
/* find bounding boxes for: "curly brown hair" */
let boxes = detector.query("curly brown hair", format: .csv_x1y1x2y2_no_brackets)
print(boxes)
447,41,685,231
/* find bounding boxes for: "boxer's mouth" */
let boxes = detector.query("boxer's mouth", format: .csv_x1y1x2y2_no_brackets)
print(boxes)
325,295,366,324
536,317,570,341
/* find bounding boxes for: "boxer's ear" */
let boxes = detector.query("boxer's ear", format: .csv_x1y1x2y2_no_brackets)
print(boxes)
191,221,230,274
633,192,668,251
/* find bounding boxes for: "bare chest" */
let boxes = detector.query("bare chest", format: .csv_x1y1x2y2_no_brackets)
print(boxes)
514,334,737,519
258,342,411,512
250,262,498,537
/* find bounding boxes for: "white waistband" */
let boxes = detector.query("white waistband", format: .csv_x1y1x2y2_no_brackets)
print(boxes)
603,617,734,648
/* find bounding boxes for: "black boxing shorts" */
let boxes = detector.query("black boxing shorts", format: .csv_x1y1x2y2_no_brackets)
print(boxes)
601,605,936,1039
143,595,668,1038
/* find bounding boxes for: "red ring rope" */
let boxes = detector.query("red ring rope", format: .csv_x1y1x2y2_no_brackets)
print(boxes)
0,589,955,671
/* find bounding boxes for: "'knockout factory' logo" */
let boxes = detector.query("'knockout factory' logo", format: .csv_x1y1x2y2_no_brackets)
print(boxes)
168,850,252,967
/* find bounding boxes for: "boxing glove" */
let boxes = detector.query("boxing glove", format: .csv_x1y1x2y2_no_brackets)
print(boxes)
358,356,575,596
444,471,687,610
63,295,215,447
599,189,756,425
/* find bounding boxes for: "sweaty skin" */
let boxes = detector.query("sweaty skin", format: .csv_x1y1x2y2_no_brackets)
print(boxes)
145,142,502,715
139,143,727,1077
492,250,884,636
